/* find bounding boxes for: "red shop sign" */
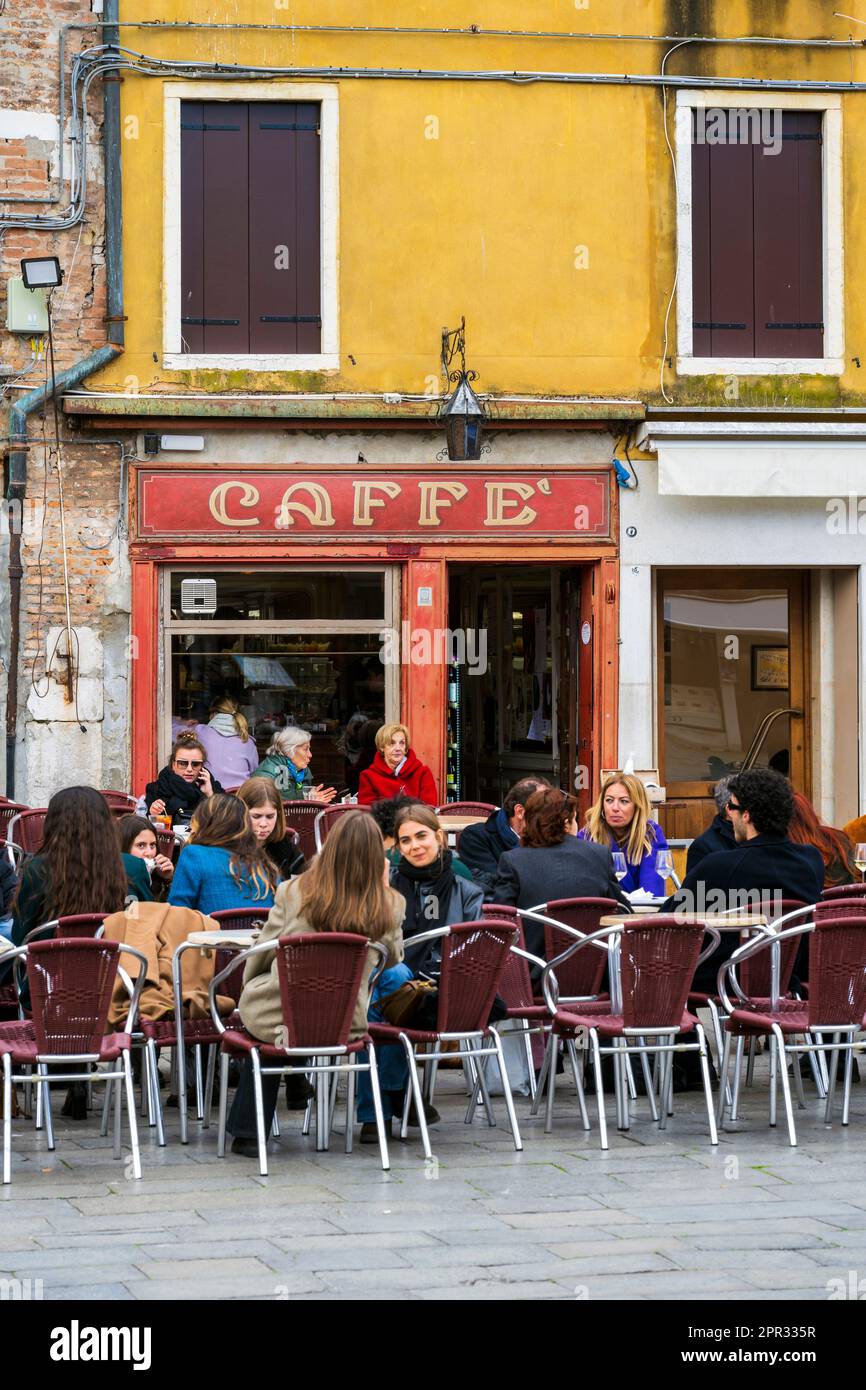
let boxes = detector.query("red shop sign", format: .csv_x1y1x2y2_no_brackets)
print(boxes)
136,468,611,540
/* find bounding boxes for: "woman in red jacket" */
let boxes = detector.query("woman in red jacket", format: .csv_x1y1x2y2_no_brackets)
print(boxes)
357,722,437,806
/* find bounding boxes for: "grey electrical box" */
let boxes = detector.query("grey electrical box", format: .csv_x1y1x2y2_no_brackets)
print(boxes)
180,578,218,615
6,277,49,334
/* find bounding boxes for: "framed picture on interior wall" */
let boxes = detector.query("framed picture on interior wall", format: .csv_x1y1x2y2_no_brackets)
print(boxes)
751,645,789,691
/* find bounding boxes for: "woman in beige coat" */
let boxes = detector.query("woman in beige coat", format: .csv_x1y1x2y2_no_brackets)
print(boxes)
227,812,406,1155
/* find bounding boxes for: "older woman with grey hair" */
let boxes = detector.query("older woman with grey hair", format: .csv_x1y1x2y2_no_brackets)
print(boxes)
685,775,737,875
252,726,337,803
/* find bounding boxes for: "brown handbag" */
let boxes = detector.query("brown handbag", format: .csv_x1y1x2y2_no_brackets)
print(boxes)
376,978,438,1027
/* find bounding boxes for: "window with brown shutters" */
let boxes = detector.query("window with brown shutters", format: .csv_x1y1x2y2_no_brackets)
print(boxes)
180,100,321,356
691,110,823,359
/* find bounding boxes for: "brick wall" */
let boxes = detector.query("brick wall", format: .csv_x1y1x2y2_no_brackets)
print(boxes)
1,0,132,800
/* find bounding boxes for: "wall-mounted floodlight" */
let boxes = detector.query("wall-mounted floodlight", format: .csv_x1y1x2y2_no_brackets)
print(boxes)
20,256,64,290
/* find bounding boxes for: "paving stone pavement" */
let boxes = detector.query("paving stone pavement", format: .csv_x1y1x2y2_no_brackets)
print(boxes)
2,1056,866,1302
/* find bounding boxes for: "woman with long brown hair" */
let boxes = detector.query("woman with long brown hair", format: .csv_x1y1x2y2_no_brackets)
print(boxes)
11,786,135,1118
168,793,278,916
788,789,856,889
13,786,136,945
235,778,305,879
227,811,408,1154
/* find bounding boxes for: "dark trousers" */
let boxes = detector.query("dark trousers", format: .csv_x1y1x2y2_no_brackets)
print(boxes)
226,1059,281,1139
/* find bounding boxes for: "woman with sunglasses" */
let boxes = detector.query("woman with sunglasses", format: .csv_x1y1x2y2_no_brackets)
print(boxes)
144,735,224,826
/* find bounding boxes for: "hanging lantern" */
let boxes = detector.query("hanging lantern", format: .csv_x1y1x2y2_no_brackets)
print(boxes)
439,317,487,461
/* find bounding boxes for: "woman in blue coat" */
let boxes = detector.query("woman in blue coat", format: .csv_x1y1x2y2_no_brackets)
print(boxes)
579,773,669,897
169,794,278,917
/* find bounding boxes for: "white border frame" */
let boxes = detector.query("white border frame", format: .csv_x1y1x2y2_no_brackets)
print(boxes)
675,90,844,377
163,81,340,372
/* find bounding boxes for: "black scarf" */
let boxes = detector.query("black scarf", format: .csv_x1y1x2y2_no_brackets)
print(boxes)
145,765,224,822
393,850,457,940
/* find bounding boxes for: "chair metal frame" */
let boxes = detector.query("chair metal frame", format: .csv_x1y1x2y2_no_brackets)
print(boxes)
717,904,825,1111
2,839,24,873
0,939,148,1184
209,936,391,1176
375,922,523,1161
717,913,866,1146
540,920,719,1150
142,907,272,1146
515,904,613,1117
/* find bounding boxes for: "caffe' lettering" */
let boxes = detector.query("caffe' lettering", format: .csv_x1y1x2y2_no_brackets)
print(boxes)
206,478,549,529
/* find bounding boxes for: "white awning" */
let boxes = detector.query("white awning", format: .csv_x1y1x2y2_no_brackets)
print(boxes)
646,434,866,498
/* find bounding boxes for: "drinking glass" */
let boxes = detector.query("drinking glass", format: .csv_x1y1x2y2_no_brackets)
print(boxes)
612,851,627,882
655,849,674,883
856,844,866,884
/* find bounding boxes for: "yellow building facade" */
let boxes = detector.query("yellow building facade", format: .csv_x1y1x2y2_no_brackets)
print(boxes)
91,0,866,407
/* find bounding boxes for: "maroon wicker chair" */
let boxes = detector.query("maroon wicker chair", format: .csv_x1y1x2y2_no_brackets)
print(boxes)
142,907,271,1146
369,920,523,1160
313,803,372,853
435,801,498,818
718,912,866,1145
822,884,866,901
100,792,138,814
514,898,619,1115
0,803,28,840
478,909,549,1100
212,932,391,1175
545,917,717,1150
282,802,329,860
7,810,47,858
0,937,147,1183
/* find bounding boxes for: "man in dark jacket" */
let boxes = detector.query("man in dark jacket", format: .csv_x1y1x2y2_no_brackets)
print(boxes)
663,769,823,992
459,777,549,893
686,776,736,875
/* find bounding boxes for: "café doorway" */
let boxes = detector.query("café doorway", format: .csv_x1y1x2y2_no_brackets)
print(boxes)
446,564,592,806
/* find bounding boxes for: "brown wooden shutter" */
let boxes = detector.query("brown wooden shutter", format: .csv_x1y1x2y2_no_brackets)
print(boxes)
180,102,249,354
691,115,755,357
691,109,823,360
754,111,823,358
181,100,321,355
249,102,321,355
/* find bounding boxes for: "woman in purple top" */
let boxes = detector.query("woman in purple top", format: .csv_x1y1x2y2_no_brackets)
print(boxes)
194,696,259,790
579,772,669,896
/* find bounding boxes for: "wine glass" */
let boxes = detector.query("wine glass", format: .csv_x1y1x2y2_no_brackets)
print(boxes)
612,851,628,882
856,844,866,884
655,849,674,886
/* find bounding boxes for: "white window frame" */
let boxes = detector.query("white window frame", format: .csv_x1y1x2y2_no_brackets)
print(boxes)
675,89,844,377
163,81,340,372
158,564,400,763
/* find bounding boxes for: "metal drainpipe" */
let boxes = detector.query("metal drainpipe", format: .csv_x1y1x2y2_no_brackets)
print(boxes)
2,0,125,798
